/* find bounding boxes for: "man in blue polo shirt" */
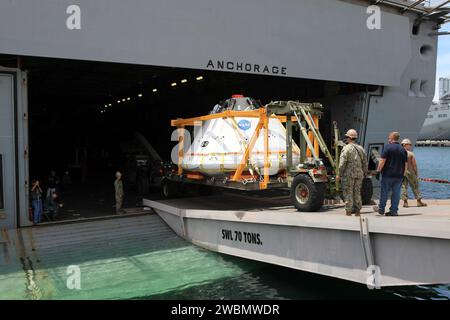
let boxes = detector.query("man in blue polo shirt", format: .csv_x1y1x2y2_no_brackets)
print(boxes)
373,132,407,216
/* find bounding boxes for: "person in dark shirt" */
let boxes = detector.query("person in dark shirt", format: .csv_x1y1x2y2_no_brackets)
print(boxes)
373,132,407,216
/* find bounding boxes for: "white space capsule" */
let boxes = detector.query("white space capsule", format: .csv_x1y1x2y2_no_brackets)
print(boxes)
181,95,301,176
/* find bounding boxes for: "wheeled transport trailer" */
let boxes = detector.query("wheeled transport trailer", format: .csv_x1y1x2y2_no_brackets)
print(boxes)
162,99,373,211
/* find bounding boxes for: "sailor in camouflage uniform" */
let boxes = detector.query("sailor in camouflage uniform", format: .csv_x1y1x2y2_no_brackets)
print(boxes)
114,171,125,214
401,139,427,208
336,129,368,216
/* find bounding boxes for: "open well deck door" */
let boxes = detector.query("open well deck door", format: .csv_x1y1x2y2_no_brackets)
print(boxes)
0,68,29,229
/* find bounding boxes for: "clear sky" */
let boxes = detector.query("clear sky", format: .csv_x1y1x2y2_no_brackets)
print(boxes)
432,1,450,101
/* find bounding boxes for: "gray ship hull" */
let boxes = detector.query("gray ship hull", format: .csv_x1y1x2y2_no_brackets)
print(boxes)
419,118,450,140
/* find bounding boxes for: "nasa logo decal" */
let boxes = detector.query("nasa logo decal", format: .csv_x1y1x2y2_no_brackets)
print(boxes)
238,119,251,131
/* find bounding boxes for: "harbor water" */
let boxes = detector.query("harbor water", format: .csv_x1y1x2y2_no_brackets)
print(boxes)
0,148,449,300
412,147,450,200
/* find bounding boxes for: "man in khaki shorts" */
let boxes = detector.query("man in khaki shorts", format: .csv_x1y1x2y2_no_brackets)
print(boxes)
401,139,427,208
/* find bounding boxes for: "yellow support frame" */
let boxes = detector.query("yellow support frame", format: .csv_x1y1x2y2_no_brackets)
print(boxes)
232,115,265,183
313,116,319,157
177,127,184,175
171,108,295,127
172,108,274,189
262,114,270,189
171,106,321,191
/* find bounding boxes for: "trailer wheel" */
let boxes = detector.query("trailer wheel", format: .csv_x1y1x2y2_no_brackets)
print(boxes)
361,177,373,205
291,174,325,212
161,179,178,198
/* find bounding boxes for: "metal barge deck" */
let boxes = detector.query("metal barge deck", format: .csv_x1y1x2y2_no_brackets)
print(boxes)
144,194,450,287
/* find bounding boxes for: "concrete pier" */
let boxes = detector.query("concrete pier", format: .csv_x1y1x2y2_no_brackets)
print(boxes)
144,194,450,287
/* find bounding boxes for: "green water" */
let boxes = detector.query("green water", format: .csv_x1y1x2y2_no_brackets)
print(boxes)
2,232,449,300
0,239,394,300
0,226,262,300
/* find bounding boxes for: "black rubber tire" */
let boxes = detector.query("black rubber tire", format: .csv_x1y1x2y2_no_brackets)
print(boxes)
291,174,325,212
161,179,179,198
361,177,373,205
